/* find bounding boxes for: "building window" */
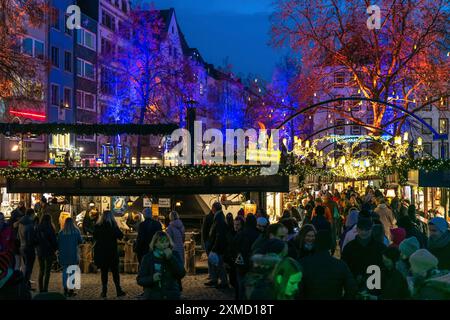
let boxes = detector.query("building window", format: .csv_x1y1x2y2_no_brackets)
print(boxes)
422,118,432,135
335,119,345,135
22,38,44,59
439,118,448,134
63,88,71,108
122,0,128,13
77,28,96,51
173,47,178,59
200,83,204,96
76,91,96,112
101,38,114,55
423,142,432,156
64,51,72,72
334,72,345,86
22,38,33,56
118,20,131,40
102,10,116,31
51,84,59,106
101,67,116,95
77,59,95,80
50,7,60,30
351,125,361,135
76,91,82,108
351,94,362,112
84,93,95,111
51,47,59,68
440,142,449,159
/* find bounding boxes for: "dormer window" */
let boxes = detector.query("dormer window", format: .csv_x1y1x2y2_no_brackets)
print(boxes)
122,0,128,13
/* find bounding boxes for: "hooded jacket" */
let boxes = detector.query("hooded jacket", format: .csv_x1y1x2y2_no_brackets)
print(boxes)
374,204,396,241
428,231,450,271
17,215,36,249
167,219,185,265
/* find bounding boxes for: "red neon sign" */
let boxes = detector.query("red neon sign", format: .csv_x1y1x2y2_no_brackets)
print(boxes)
10,110,47,121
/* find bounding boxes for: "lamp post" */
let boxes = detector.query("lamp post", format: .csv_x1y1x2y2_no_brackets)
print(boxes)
185,98,198,165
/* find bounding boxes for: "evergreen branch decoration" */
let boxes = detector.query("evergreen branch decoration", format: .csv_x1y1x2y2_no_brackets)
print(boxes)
0,123,178,136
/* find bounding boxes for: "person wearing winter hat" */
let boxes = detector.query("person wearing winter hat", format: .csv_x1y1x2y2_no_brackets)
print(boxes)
134,207,162,265
427,217,450,270
389,227,407,248
376,247,410,300
256,217,269,233
397,236,420,278
408,249,450,300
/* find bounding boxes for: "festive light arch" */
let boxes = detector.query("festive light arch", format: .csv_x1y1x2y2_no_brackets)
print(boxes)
276,96,449,141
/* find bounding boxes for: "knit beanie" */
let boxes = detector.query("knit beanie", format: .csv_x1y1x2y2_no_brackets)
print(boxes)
409,249,438,275
399,236,420,258
390,227,406,247
429,217,449,234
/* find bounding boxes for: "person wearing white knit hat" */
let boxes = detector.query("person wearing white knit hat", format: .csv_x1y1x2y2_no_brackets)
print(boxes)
408,249,450,300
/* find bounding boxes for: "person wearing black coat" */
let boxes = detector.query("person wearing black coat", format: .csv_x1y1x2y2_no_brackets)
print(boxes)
136,231,186,300
93,211,126,298
311,206,331,232
397,216,427,248
35,214,57,293
134,208,163,264
299,230,357,299
341,218,386,292
233,214,260,299
201,210,215,281
204,202,228,288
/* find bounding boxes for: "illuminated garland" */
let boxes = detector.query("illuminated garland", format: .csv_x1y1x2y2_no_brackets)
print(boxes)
0,159,447,182
0,123,178,136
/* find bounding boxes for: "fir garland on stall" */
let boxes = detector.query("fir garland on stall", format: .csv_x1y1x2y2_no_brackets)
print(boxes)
0,123,178,136
0,159,447,181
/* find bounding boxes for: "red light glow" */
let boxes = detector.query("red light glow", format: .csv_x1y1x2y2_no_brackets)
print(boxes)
10,110,47,121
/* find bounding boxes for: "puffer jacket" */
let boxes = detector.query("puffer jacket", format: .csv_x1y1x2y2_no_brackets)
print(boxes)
167,219,185,266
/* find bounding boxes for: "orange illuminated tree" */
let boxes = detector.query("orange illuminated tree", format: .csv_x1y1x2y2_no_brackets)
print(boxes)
271,0,449,132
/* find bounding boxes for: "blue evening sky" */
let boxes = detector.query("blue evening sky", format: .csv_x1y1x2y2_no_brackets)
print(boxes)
137,0,284,81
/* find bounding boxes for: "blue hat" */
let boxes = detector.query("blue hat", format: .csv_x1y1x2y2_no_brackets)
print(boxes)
429,217,448,234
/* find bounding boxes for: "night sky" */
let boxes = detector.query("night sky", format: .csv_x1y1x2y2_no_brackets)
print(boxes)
140,0,284,81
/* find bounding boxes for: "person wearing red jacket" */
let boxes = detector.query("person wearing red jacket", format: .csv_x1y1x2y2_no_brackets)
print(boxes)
0,213,15,253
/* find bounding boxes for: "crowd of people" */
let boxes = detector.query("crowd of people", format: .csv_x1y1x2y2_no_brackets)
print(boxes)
200,187,450,300
0,197,186,300
0,187,449,300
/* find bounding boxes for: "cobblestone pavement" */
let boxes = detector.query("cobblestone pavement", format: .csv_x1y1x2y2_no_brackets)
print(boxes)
31,271,235,300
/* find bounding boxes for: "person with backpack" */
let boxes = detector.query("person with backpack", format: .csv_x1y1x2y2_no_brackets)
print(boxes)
93,211,126,298
233,214,260,299
35,214,57,293
58,218,83,297
15,208,37,290
408,249,450,300
134,208,163,265
136,231,186,300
